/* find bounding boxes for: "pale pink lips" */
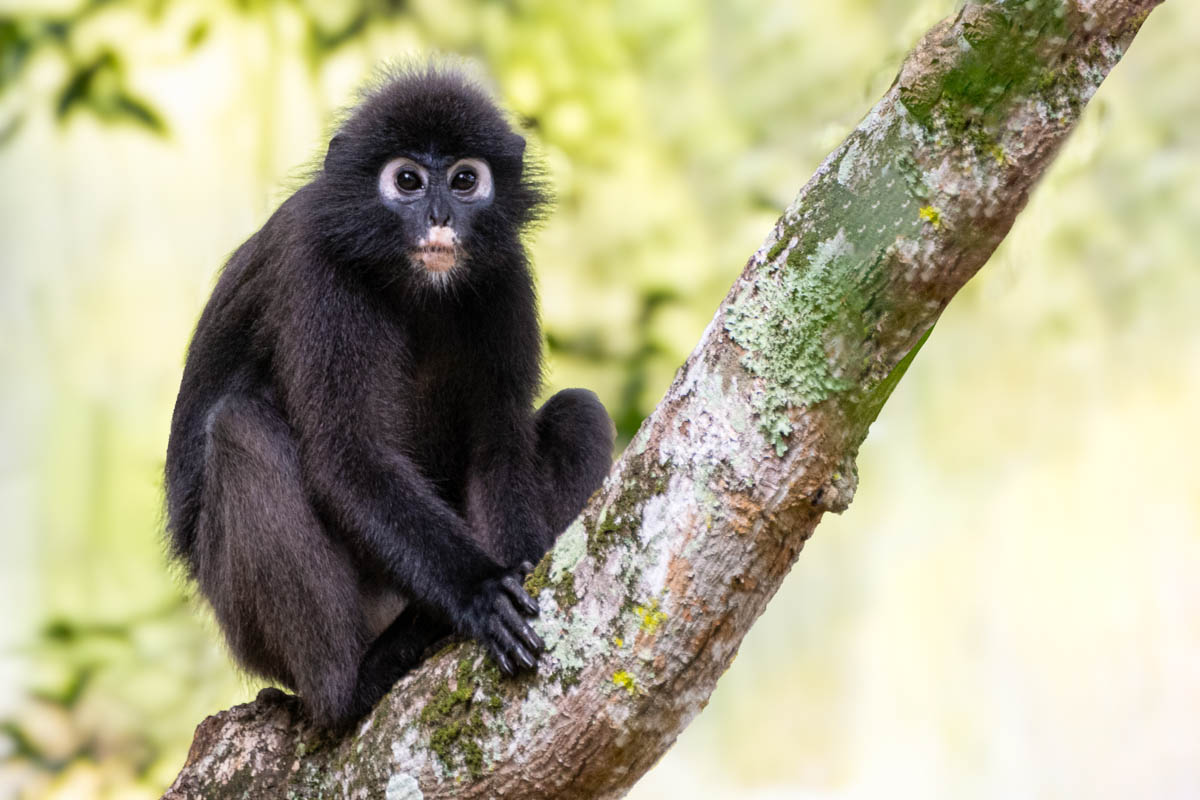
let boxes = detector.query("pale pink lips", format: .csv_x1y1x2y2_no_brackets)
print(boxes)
412,226,459,273
413,245,457,273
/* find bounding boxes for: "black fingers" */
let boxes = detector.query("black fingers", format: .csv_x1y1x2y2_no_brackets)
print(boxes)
487,596,537,675
490,645,514,677
471,572,545,677
501,573,539,615
493,617,536,671
496,591,544,653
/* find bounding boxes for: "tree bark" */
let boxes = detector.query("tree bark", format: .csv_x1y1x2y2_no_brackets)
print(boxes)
164,1,1162,797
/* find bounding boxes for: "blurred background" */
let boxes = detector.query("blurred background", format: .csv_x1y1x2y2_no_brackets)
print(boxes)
1,0,1197,798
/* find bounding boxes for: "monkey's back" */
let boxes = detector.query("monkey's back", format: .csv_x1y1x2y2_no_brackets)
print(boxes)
164,218,280,567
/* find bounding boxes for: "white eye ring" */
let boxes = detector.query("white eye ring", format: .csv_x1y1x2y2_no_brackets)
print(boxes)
446,158,493,202
379,158,429,202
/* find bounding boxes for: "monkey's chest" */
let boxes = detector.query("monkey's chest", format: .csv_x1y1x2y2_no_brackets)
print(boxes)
403,364,477,510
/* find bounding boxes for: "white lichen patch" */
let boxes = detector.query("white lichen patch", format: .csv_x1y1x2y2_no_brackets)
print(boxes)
191,736,236,785
636,492,673,595
515,685,560,733
811,229,856,272
837,137,864,186
549,518,587,581
660,368,766,484
535,594,609,676
385,773,423,800
390,727,433,781
629,426,651,455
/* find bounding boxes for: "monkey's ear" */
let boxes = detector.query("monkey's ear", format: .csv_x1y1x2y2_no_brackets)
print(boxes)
324,134,344,171
509,133,526,158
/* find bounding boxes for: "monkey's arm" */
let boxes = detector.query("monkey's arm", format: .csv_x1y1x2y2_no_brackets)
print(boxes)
300,391,543,675
466,399,552,568
273,283,543,675
462,290,555,567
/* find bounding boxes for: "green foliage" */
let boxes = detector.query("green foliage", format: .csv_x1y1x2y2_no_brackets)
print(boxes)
548,287,681,441
0,604,195,794
0,0,416,138
2,1,161,134
56,51,165,134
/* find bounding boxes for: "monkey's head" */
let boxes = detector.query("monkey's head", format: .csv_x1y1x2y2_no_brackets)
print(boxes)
314,66,547,290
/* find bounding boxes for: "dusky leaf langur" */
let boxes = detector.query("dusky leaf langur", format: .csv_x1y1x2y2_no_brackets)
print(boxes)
164,65,614,728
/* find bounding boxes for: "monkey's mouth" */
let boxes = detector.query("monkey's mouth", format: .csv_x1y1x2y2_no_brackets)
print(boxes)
411,225,462,274
411,244,459,274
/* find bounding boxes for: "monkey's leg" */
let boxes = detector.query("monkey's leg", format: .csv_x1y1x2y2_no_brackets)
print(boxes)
350,605,451,719
534,388,615,535
196,394,372,729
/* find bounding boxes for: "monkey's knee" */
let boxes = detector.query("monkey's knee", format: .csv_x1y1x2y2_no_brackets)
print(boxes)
538,389,613,445
203,393,299,476
196,393,370,724
535,389,614,532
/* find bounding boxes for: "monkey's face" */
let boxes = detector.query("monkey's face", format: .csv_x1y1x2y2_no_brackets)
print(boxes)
313,67,547,290
376,154,494,280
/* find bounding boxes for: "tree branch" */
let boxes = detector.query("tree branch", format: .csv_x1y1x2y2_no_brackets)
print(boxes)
164,1,1162,797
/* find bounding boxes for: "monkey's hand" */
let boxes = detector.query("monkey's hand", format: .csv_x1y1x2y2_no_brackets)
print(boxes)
461,572,544,676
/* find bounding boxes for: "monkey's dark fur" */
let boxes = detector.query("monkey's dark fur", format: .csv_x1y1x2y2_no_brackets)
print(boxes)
164,66,614,729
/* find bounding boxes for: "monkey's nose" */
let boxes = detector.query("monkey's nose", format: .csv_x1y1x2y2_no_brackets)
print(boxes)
427,207,452,227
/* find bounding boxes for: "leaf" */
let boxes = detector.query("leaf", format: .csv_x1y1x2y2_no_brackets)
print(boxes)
31,664,97,708
113,90,167,134
55,52,116,120
55,51,168,135
186,20,210,50
0,18,34,91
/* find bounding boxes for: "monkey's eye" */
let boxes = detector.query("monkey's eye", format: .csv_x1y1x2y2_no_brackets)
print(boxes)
396,170,424,192
379,158,429,203
450,169,476,192
446,158,493,202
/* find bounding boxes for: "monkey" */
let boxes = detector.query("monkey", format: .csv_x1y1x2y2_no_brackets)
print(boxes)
163,65,614,729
